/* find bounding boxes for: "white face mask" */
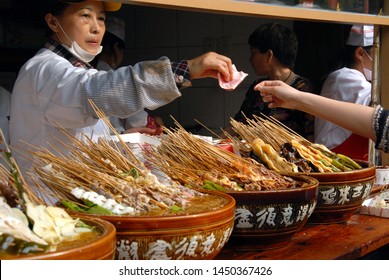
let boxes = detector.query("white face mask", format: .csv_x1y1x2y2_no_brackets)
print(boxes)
62,41,102,63
362,49,373,82
363,67,372,81
54,18,102,63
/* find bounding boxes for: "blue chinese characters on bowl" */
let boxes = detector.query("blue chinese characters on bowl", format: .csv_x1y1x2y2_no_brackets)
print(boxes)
226,174,319,250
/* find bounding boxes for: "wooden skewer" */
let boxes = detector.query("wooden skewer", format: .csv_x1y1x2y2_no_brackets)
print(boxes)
145,123,295,190
87,99,147,174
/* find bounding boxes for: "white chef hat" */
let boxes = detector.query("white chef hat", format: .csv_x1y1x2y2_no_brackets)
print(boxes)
346,25,374,47
105,17,125,43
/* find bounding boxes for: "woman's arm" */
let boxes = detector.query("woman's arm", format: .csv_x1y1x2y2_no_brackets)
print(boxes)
255,80,376,141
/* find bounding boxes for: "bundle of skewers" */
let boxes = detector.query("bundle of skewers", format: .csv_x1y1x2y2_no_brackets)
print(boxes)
0,130,95,256
23,102,208,216
143,121,302,192
226,114,363,173
28,133,203,216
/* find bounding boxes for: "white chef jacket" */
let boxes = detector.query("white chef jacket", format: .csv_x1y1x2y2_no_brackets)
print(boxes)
10,47,181,176
96,59,148,134
314,67,371,149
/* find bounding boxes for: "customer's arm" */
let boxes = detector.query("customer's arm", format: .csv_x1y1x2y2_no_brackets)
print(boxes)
256,80,376,141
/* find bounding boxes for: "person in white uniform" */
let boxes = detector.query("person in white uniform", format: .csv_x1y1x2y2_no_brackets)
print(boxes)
9,0,234,182
314,25,373,160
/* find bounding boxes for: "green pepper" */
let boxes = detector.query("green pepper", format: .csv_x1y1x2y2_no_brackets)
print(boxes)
86,204,113,215
203,180,226,192
211,183,226,192
62,200,89,213
119,168,139,179
62,200,113,215
204,180,226,192
319,158,332,167
202,184,217,191
170,205,182,213
203,180,215,185
337,154,362,170
331,159,351,172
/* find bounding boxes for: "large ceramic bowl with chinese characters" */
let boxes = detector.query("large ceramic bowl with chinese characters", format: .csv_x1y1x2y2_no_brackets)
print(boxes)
225,174,318,251
74,191,235,260
1,215,117,260
306,161,376,224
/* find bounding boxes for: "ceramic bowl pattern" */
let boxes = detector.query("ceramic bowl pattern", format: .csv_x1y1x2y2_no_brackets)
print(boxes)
225,174,319,251
306,161,376,223
115,218,233,260
1,216,117,260
75,191,235,260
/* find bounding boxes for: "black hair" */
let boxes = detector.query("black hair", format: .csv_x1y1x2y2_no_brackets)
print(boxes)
248,23,298,70
40,0,69,16
341,45,372,68
39,0,70,37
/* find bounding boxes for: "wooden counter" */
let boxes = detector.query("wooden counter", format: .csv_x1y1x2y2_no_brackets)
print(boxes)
217,213,389,260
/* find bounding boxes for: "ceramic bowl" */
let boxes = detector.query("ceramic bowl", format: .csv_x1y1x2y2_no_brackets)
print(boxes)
225,174,319,251
74,191,235,260
1,215,116,260
306,161,376,224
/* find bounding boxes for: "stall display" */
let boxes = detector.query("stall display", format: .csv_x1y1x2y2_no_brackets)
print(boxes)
226,115,376,223
144,123,319,250
2,0,388,259
23,126,235,260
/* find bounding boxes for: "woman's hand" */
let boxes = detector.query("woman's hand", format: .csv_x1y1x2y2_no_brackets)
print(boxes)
255,80,302,110
187,52,233,81
256,80,377,142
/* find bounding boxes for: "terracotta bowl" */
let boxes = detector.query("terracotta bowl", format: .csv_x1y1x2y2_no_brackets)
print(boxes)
225,174,319,251
305,161,376,224
74,191,235,260
0,215,116,260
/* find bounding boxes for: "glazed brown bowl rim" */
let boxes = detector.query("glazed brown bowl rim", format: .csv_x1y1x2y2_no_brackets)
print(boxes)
1,215,116,260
